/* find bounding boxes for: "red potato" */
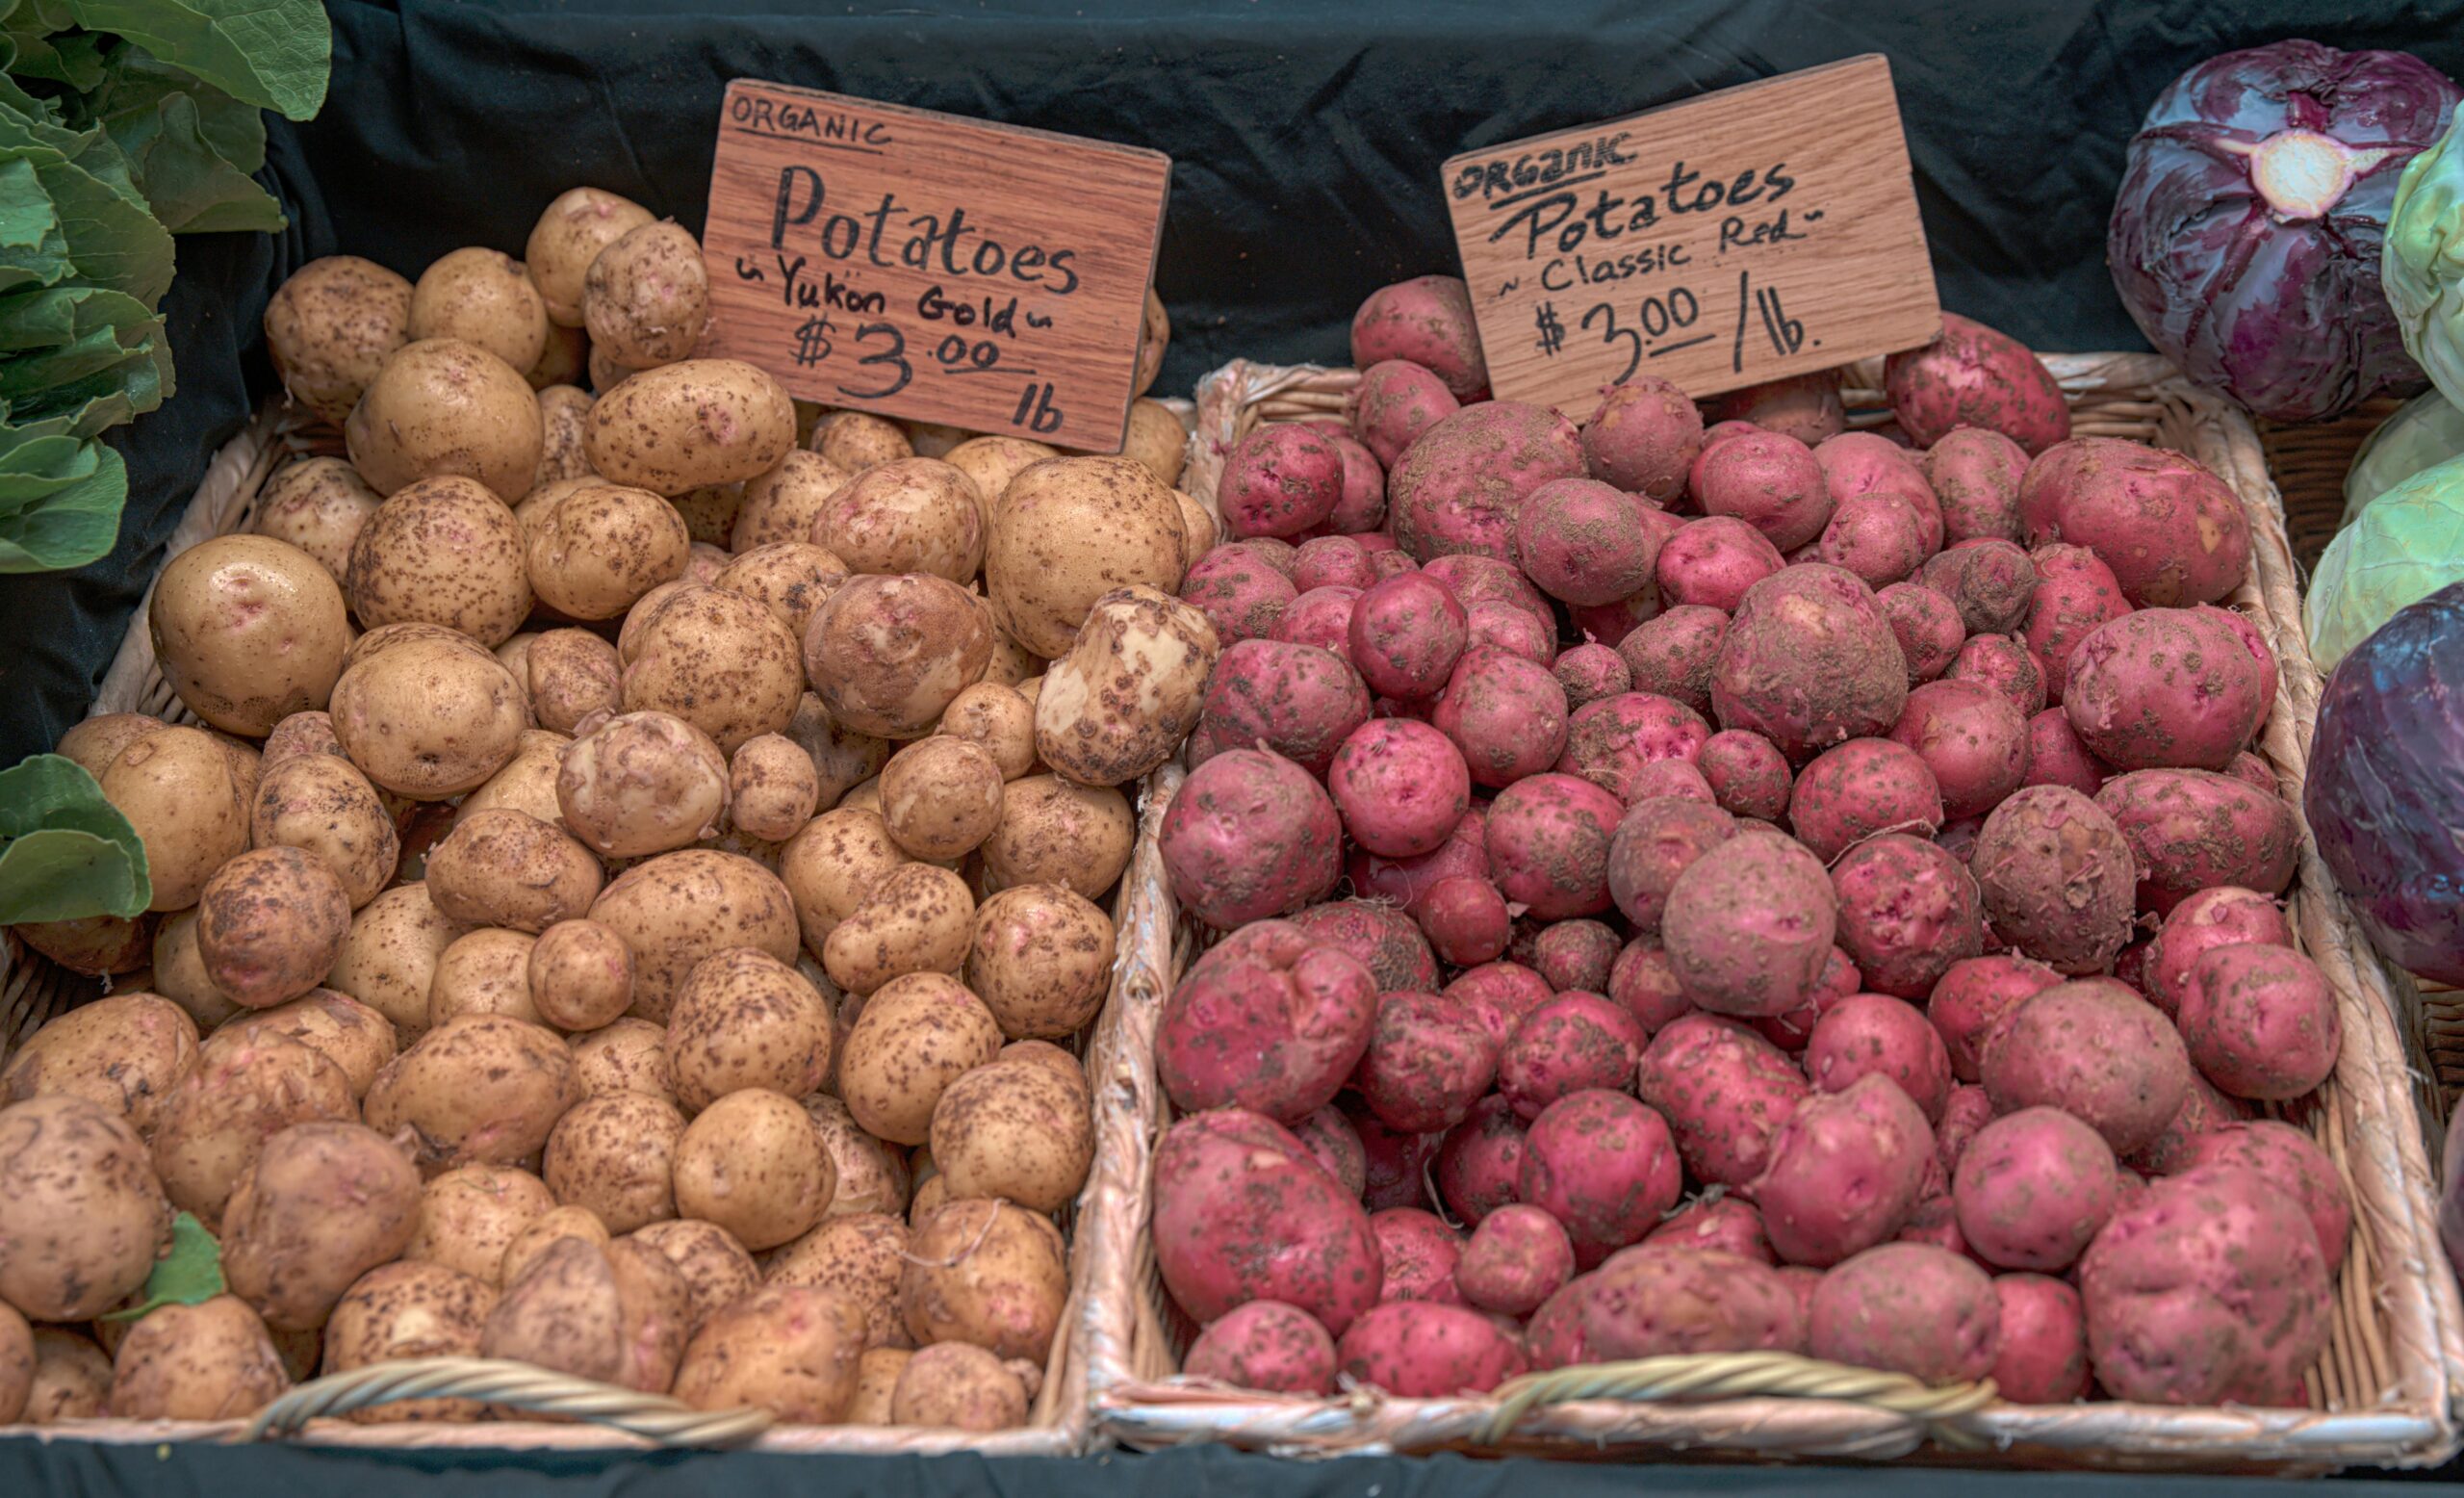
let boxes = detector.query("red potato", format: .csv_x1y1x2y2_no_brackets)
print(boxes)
1371,1207,1465,1304
1432,646,1571,789
2176,943,2339,1101
1348,805,1488,913
1152,1109,1382,1334
2064,607,2268,773
1750,1073,1936,1267
1605,796,1738,935
1518,1089,1682,1266
1920,539,2039,636
1894,1193,1972,1258
1345,1098,1442,1212
1291,900,1439,994
1936,1083,1995,1177
1992,1273,2092,1403
2017,439,2249,607
1808,991,1954,1123
1187,637,1372,780
1524,1276,1596,1369
1465,600,1554,665
1348,359,1460,468
1644,1195,1775,1263
1420,553,1553,629
1662,831,1839,1017
1810,1241,2000,1382
1295,1105,1368,1198
1952,1107,2118,1271
1607,940,1695,1036
1160,749,1343,930
1630,757,1712,803
1416,876,1511,967
1616,607,1728,718
1707,372,1846,447
1749,944,1863,1053
1709,564,1909,762
2020,542,2133,702
1981,979,2193,1155
1320,429,1388,535
2124,1065,2250,1175
1555,691,1712,805
1971,787,2137,975
1929,955,2063,1082
1482,773,1625,920
2174,1121,2350,1275
1581,375,1702,503
1351,991,1500,1134
1690,429,1833,552
1885,313,2071,453
1787,737,1944,863
1888,678,2030,821
1445,960,1553,1035
1183,1301,1337,1395
1569,590,1662,650
1878,582,1968,684
1946,633,2045,716
2223,751,2276,795
1532,919,1622,994
1435,1095,1527,1226
1516,478,1659,605
1816,435,1943,553
2023,708,2108,795
1385,401,1584,564
1179,544,1298,644
1153,920,1377,1124
1636,1014,1811,1186
1347,572,1469,700
2212,607,2280,729
1656,516,1785,611
2094,769,2297,917
1498,994,1648,1122
1553,643,1632,711
1219,424,1344,539
1271,587,1360,654
1335,1302,1526,1397
1350,275,1486,399
1293,535,1378,593
1814,490,1932,589
1326,718,1470,859
1924,427,2031,544
1577,1247,1806,1359
1236,537,1299,576
1456,1203,1577,1316
2146,887,2292,1016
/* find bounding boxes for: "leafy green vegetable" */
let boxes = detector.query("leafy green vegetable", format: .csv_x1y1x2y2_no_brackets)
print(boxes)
0,433,119,566
99,1213,225,1320
2308,452,2464,673
62,0,328,120
2387,109,2464,411
2346,389,2464,526
0,751,147,921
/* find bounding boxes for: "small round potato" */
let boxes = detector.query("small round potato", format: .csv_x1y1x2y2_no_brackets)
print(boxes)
149,1029,357,1227
100,725,248,912
409,246,550,374
321,1260,498,1420
254,456,382,585
264,255,412,425
196,845,354,1010
811,411,912,473
455,728,572,827
526,479,691,619
220,1121,424,1330
779,808,908,952
364,1015,584,1173
348,475,535,645
544,1090,685,1234
714,542,849,640
585,358,796,497
784,693,892,808
665,947,834,1111
803,1096,911,1219
732,451,856,552
0,1096,174,1319
56,711,165,781
890,1340,1030,1431
570,1017,674,1100
557,710,731,857
582,220,708,369
804,573,992,739
331,637,527,800
1120,399,1188,486
427,927,544,1026
981,776,1134,900
107,1295,290,1419
346,338,545,501
938,683,1037,781
533,384,598,489
880,736,1006,861
814,457,987,582
325,883,471,1038
943,435,1057,530
221,989,398,1099
527,320,589,389
525,628,623,734
586,849,801,1021
620,583,804,752
260,709,346,766
425,808,603,933
823,864,978,1000
930,1058,1093,1213
629,1218,758,1332
152,909,244,1030
526,187,657,326
529,919,635,1031
729,733,821,842
835,970,1003,1145
1137,286,1168,396
765,1210,912,1351
898,1197,1068,1361
986,456,1188,658
672,1088,836,1251
672,1283,867,1420
405,1164,554,1281
965,884,1116,1041
849,1347,911,1425
251,751,401,909
0,993,198,1134
146,533,349,736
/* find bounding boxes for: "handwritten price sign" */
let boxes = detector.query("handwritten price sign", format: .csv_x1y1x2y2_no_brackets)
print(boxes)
1443,55,1939,414
700,81,1171,451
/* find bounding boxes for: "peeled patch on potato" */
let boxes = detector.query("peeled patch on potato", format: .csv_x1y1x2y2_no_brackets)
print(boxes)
1035,585,1220,788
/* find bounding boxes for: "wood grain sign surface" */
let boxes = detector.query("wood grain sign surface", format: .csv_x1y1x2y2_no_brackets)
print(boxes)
701,80,1171,452
1443,55,1940,415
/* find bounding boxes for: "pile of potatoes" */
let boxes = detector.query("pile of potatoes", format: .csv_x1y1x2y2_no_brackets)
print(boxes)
0,184,1210,1432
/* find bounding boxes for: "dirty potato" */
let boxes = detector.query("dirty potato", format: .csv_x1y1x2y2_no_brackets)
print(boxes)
265,255,413,424
426,928,543,1026
732,450,857,552
528,918,635,1032
880,736,1006,861
930,1058,1093,1213
672,1283,867,1419
321,1260,499,1420
330,637,528,800
525,628,623,734
409,246,550,374
585,849,800,1021
822,864,977,999
0,1096,176,1320
780,809,908,952
195,846,353,1010
568,1018,675,1101
628,1218,758,1333
585,359,796,497
526,187,656,326
815,457,987,582
581,220,708,368
219,1122,424,1330
363,1015,584,1172
987,456,1188,658
325,883,472,1039
804,573,991,739
764,1210,912,1351
253,456,383,590
481,1234,689,1392
425,808,603,933
715,542,849,639
526,479,691,619
672,1088,836,1251
0,993,197,1135
220,990,397,1100
783,692,892,808
99,724,248,912
890,1341,1030,1431
106,1296,290,1419
149,1031,357,1227
544,1090,686,1234
835,971,1004,1146
557,710,732,857
665,947,834,1111
898,1198,1068,1362
1035,585,1219,788
347,476,534,644
250,752,400,909
965,884,1116,1041
803,1095,912,1219
621,582,805,752
981,776,1134,900
810,410,912,473
937,683,1037,781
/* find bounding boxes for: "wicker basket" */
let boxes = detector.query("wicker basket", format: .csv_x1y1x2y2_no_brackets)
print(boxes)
0,399,1163,1457
1082,355,2464,1471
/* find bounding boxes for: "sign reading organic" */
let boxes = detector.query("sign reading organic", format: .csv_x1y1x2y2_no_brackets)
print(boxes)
1441,55,1940,413
701,80,1171,451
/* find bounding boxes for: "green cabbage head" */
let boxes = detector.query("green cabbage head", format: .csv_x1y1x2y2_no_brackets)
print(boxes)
2308,452,2464,671
2387,110,2464,408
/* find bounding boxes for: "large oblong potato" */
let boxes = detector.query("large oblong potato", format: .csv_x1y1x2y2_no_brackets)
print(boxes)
409,247,550,375
98,725,248,913
251,752,400,908
321,1261,498,1421
556,710,731,858
146,534,349,736
195,846,353,1010
264,255,411,425
326,883,471,1040
673,1284,867,1419
987,456,1188,658
526,479,691,619
363,1015,584,1173
424,808,603,933
582,220,708,369
586,849,800,1021
815,457,987,582
584,359,795,497
0,993,198,1135
0,1096,176,1320
804,573,990,740
898,1197,1068,1362
107,1296,291,1420
347,475,535,646
331,636,528,800
526,187,656,327
822,864,977,999
1035,585,1219,788
346,337,545,501
620,583,804,753
835,970,1003,1146
220,1122,424,1330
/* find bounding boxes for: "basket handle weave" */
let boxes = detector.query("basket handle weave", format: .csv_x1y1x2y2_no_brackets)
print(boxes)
241,1356,775,1447
1476,1351,1999,1450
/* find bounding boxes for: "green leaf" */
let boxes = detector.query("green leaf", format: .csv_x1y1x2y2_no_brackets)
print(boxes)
0,155,68,294
0,751,147,919
0,430,93,501
23,149,173,306
6,22,107,90
0,432,119,568
62,0,328,120
103,88,277,232
98,1213,223,1320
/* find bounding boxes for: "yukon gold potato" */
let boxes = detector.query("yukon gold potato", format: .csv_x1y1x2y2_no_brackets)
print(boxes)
425,808,603,933
836,970,1003,1145
1120,399,1189,486
899,1198,1068,1361
253,457,382,585
823,864,977,998
23,1328,114,1424
620,582,804,752
526,479,691,619
581,220,708,368
988,456,1189,658
779,808,908,951
348,475,535,645
814,457,988,582
150,1029,356,1227
671,483,741,546
99,724,247,912
673,1284,868,1419
932,1057,1093,1213
148,534,350,736
409,247,550,374
13,913,153,977
569,1018,674,1100
665,947,835,1111
0,1096,175,1319
938,683,1038,781
526,187,656,326
966,884,1116,1041
427,928,543,1026
107,1296,290,1419
528,919,634,1031
0,993,197,1134
715,542,849,640
534,384,597,489
1170,491,1218,572
892,1341,1031,1431
733,451,857,552
848,1347,911,1424
346,619,488,670
525,628,622,734
672,1088,837,1251
801,1096,911,1220
805,573,991,739
811,410,913,473
331,637,527,798
265,255,412,424
482,1235,689,1391
585,359,796,497
500,1203,612,1285
629,1220,757,1333
221,990,397,1100
346,338,544,501
220,1122,424,1330
321,1261,498,1420
364,1015,584,1172
326,883,471,1038
544,1090,685,1234
152,910,243,1030
981,625,1044,690
557,710,731,857
404,1164,554,1281
1137,285,1168,396
728,733,821,842
1036,585,1219,788
587,849,800,1021
56,711,165,781
251,753,400,909
982,776,1134,899
881,736,1006,861
455,729,573,828
766,1210,912,1350
196,846,353,1010
944,435,1056,525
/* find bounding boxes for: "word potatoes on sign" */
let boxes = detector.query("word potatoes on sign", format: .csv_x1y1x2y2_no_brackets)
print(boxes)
1444,54,1940,414
702,80,1171,451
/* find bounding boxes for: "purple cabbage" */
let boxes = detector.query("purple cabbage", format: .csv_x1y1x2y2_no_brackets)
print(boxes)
2306,580,2464,985
2109,39,2459,423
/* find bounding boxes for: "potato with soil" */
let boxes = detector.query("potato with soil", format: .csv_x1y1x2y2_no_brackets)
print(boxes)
2019,439,2249,607
556,710,731,858
899,1197,1069,1361
346,338,544,500
481,1234,690,1392
805,572,993,740
964,883,1115,1041
1710,563,1910,760
1187,638,1370,782
2094,769,2297,916
147,534,350,736
1160,748,1343,931
1155,921,1377,1124
930,1056,1093,1213
835,971,1003,1146
779,807,907,953
620,582,804,753
364,1015,583,1172
2175,943,2340,1101
1982,980,2192,1155
107,1296,291,1419
97,724,248,912
1385,400,1585,564
1810,1241,2000,1382
424,807,603,935
766,1209,912,1350
403,1164,553,1282
629,1218,759,1332
1950,1105,2118,1273
665,947,834,1111
265,255,412,424
524,479,691,620
2063,607,2268,772
815,456,987,581
1184,1300,1339,1394
1660,831,1838,1017
319,1260,499,1420
987,455,1189,658
1750,1072,1935,1267
249,752,400,910
1350,274,1485,398
1970,786,2138,974
408,246,549,374
1517,1089,1681,1266
526,187,655,325
149,1029,357,1227
0,1096,175,1320
733,450,858,551
1829,834,1983,1002
983,775,1134,899
821,863,976,998
1036,584,1220,788
0,993,197,1134
193,846,352,1010
221,990,396,1101
538,1091,684,1235
587,849,800,1021
582,220,708,368
331,634,527,800
672,1283,868,1419
582,358,796,499
219,1122,423,1330
878,736,1006,862
670,1088,835,1252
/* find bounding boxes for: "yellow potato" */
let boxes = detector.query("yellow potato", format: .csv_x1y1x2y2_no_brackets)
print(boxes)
1035,585,1219,788
325,883,471,1039
405,1164,555,1282
454,727,571,827
672,1088,835,1251
99,724,247,912
481,1234,687,1391
986,456,1187,658
526,319,589,390
525,187,656,326
815,457,987,582
732,450,856,552
220,989,398,1100
144,531,348,736
544,1089,685,1234
890,1341,1029,1432
0,993,198,1134
620,582,804,752
585,358,796,497
525,628,622,734
834,970,1002,1145
346,337,544,501
713,541,848,640
937,683,1037,781
728,732,822,842
802,1095,911,1219
363,1014,583,1172
582,220,708,368
528,918,634,1031
672,1283,866,1420
346,618,490,670
666,947,834,1111
500,1203,611,1286
220,1121,424,1330
628,1218,758,1333
880,736,1005,861
586,849,800,1021
150,1029,356,1227
533,384,598,488
195,845,353,1010
943,435,1057,529
1171,490,1219,571
263,255,411,425
823,864,976,999
55,711,165,781
253,456,382,585
568,1017,674,1101
23,1329,113,1424
982,776,1134,900
0,1096,174,1320
251,751,401,909
427,927,543,1026
409,246,549,374
526,478,691,619
106,1295,289,1420
783,692,891,809
321,1260,498,1421
848,1347,911,1425
778,808,906,953
966,884,1116,1041
1119,398,1188,486
930,1058,1092,1213
347,475,535,645
330,636,527,799
810,410,912,473
151,909,244,1031
764,1210,911,1351
804,573,991,739
425,808,603,933
557,710,731,858
898,1197,1067,1361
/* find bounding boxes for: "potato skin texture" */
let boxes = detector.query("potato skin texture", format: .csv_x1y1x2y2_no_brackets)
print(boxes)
0,993,199,1135
363,1015,585,1173
329,636,528,800
804,572,992,740
266,256,412,423
106,1296,291,1420
544,1091,685,1235
526,187,655,326
585,359,796,497
149,534,350,736
672,1283,867,1419
622,583,805,754
346,337,544,502
100,724,248,912
672,1088,836,1252
988,455,1189,659
586,849,801,1021
663,946,835,1111
425,808,604,935
220,1122,424,1330
321,1260,499,1420
193,846,353,1012
836,971,1004,1146
326,884,472,1040
964,884,1116,1041
0,1096,176,1321
1038,586,1222,789
930,1057,1094,1213
899,1197,1069,1362
149,1030,357,1228
250,753,399,909
409,246,549,374
582,220,709,367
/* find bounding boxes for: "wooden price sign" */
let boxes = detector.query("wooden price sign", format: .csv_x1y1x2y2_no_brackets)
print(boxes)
1442,55,1940,414
701,80,1171,451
